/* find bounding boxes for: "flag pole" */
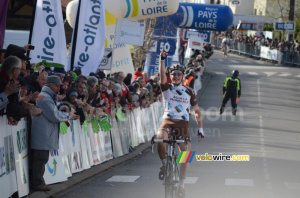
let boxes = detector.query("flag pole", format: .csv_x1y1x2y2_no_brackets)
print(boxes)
69,0,82,71
27,0,37,57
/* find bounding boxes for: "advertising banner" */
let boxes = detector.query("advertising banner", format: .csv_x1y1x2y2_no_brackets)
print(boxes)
115,20,146,46
105,0,180,20
99,48,113,70
30,0,68,66
68,0,106,75
188,35,204,50
105,11,134,74
44,150,68,185
185,30,211,43
164,3,233,31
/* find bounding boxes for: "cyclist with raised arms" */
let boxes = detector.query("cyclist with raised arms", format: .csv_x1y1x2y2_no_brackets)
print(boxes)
157,49,204,197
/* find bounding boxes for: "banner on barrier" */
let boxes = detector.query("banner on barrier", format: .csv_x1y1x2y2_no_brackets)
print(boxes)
0,102,165,196
260,46,277,60
30,0,68,66
0,117,18,198
44,150,68,185
11,121,30,197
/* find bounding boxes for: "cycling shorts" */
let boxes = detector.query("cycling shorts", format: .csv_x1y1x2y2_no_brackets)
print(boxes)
158,119,191,142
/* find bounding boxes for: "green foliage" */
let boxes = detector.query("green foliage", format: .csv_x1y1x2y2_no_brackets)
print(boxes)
264,23,274,31
293,19,300,40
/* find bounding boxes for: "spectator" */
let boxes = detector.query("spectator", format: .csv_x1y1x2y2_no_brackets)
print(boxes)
31,75,78,191
52,67,66,82
107,78,116,98
96,69,106,80
124,73,132,86
0,56,42,124
133,67,143,80
0,49,5,64
137,77,146,88
183,69,195,89
74,68,82,76
87,76,98,103
0,82,20,110
27,71,48,94
114,71,129,98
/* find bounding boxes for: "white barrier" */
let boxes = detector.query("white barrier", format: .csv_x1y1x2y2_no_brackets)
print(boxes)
0,102,163,197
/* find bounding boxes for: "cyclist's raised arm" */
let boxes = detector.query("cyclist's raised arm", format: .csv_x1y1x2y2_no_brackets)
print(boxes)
159,49,168,84
192,104,204,142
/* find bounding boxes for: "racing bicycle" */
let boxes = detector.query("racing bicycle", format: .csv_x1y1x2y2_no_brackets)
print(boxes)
151,130,188,198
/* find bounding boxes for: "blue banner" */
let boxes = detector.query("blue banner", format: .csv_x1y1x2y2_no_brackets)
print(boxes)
159,3,233,31
154,38,177,56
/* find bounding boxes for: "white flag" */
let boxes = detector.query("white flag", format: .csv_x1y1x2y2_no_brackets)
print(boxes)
68,0,106,75
29,0,68,66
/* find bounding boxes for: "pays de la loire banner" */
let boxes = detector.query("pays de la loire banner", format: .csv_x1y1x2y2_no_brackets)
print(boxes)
30,0,67,66
68,0,106,75
105,0,179,20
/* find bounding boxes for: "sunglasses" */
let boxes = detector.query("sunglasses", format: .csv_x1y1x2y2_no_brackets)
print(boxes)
171,72,183,77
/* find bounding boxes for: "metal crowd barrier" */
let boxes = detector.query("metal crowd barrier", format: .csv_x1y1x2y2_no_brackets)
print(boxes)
211,35,300,66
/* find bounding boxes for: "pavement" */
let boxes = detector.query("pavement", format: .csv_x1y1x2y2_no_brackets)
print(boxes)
28,70,212,198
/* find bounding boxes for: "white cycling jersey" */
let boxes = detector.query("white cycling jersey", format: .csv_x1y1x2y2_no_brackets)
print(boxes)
160,82,197,121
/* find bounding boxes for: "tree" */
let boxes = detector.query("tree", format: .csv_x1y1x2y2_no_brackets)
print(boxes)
132,13,181,70
132,18,157,70
265,0,300,21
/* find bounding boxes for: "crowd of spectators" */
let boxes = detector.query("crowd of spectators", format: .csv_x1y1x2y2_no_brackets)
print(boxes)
212,31,300,64
0,41,213,193
0,44,165,128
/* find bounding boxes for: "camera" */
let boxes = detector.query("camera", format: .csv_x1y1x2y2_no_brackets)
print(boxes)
28,45,35,50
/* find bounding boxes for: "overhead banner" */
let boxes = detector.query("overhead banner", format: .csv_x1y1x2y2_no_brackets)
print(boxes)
162,3,233,31
115,20,145,46
0,0,9,49
30,0,68,66
68,0,106,75
105,0,180,20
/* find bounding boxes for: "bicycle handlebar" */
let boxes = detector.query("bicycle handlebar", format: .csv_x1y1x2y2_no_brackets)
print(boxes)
153,139,185,144
151,135,188,153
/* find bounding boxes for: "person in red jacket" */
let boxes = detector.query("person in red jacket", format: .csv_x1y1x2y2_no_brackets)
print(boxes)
133,67,143,80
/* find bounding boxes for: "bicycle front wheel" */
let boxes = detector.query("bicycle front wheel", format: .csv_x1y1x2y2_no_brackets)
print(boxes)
165,156,176,198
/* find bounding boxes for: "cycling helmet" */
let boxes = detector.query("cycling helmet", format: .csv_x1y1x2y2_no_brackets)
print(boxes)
232,70,239,77
169,64,185,73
